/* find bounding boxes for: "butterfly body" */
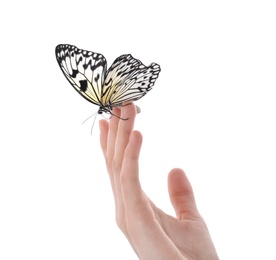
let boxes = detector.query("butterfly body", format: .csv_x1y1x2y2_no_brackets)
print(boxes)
55,44,161,116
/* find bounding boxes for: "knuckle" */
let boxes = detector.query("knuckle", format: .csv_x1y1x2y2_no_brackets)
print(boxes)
105,157,115,172
112,159,121,175
115,215,126,231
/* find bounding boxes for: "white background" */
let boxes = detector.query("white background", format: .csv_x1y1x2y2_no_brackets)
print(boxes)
1,1,276,259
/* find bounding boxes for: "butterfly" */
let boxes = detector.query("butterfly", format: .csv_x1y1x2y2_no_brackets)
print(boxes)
55,44,161,119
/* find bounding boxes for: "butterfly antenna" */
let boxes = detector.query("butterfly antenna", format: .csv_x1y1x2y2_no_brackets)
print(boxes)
82,112,97,125
90,112,98,135
81,112,98,136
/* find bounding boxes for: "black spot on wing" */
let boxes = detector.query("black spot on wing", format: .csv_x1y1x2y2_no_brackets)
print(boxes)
79,80,88,92
71,69,78,78
94,74,100,82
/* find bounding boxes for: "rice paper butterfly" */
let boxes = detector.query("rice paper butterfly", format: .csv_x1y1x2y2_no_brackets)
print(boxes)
55,44,161,118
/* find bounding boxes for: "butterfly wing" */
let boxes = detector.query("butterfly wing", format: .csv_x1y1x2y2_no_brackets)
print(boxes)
101,54,161,107
55,44,107,106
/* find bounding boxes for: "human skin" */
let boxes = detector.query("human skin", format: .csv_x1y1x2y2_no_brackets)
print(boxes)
99,103,219,260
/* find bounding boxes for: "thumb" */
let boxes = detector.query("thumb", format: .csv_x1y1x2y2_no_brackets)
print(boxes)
168,168,200,220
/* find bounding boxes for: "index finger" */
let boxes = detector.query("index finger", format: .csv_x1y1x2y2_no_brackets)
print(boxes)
113,103,137,174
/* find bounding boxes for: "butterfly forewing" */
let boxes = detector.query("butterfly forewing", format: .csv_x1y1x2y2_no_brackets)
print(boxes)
55,44,107,106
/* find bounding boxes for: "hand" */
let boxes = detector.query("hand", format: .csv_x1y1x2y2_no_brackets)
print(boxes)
99,103,219,260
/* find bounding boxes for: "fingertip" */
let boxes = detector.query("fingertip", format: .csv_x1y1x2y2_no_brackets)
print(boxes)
168,168,189,187
168,168,194,201
121,102,137,119
168,168,200,219
109,107,121,125
99,119,109,133
130,130,143,144
168,168,186,178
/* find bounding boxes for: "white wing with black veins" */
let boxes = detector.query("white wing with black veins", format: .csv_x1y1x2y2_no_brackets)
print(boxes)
55,44,161,114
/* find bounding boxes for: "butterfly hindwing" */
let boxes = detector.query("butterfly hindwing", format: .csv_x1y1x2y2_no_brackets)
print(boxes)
102,54,161,107
55,44,107,106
